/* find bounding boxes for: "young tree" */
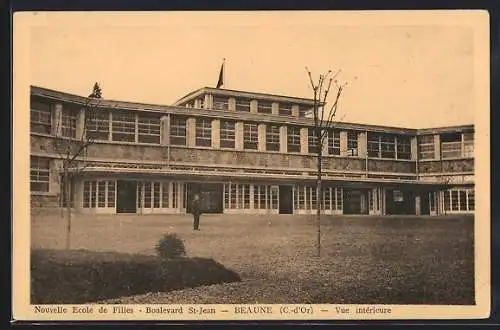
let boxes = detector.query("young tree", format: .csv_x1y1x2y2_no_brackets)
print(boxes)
53,82,103,249
305,68,346,257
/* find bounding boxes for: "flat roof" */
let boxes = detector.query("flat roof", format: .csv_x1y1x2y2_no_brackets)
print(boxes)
30,85,473,134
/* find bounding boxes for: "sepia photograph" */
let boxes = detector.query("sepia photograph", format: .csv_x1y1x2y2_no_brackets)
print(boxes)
12,10,490,320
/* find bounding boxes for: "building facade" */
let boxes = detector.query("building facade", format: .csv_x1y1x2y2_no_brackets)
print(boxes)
30,86,475,216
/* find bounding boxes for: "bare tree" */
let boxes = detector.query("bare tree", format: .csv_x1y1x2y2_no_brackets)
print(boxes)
305,68,346,257
53,82,102,249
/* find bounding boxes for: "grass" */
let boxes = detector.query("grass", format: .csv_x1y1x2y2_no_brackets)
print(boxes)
31,212,475,304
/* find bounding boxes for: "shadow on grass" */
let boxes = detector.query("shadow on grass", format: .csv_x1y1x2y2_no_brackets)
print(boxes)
31,249,241,304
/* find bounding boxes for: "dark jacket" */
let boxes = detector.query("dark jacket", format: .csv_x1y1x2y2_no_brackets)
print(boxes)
191,198,201,216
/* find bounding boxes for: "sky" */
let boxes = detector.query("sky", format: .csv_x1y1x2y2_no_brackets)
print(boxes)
23,11,485,128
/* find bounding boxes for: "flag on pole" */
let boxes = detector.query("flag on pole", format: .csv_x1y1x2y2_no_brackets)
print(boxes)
216,59,225,88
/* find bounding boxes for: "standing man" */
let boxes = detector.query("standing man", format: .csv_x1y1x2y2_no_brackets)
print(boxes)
191,193,202,230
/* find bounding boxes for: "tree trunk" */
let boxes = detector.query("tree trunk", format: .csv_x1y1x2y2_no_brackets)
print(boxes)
64,170,72,250
316,149,322,258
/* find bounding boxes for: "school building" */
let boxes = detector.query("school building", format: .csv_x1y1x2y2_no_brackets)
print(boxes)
29,85,475,216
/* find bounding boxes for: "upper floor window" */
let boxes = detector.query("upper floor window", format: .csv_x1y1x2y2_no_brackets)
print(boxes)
308,128,320,154
111,110,135,142
220,120,235,148
235,98,251,112
266,125,280,152
368,132,396,158
418,135,435,160
396,135,411,160
257,100,272,114
243,123,258,150
61,108,77,138
328,130,340,155
31,101,52,134
87,110,109,141
197,97,205,109
287,126,301,153
463,132,474,158
299,105,313,118
441,132,462,159
195,118,212,147
279,103,292,116
138,113,161,144
346,131,358,156
30,156,50,192
213,96,229,110
170,116,187,146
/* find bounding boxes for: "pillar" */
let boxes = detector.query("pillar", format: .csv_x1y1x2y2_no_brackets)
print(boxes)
211,119,220,148
52,103,63,136
434,134,441,160
415,194,421,215
50,159,63,195
250,100,258,114
204,94,213,109
228,97,236,111
235,122,244,151
321,129,328,155
280,126,287,153
358,131,367,158
76,107,86,140
272,102,279,116
258,124,266,152
291,105,300,118
160,115,170,146
411,136,418,160
186,117,196,147
300,127,308,154
339,131,348,156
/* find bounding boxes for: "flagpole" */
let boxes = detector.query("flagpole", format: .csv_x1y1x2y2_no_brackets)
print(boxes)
223,58,226,89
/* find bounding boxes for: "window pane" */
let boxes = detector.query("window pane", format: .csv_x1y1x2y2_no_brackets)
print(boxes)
266,125,280,151
287,126,301,152
244,123,258,150
235,98,250,112
257,101,272,114
30,156,50,192
138,113,160,144
220,120,235,148
213,96,229,110
112,111,136,142
195,118,212,147
170,116,187,146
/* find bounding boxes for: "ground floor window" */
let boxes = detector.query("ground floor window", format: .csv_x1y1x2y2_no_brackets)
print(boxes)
224,183,278,210
443,188,474,212
294,185,343,211
137,181,179,210
83,180,115,208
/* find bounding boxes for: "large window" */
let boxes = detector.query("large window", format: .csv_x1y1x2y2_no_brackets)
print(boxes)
443,188,475,212
138,113,161,144
30,156,50,192
31,101,52,134
257,100,272,114
308,128,319,154
463,132,474,158
328,130,340,155
195,118,212,147
299,105,312,118
347,131,358,156
368,133,398,159
266,125,280,151
243,123,258,150
396,135,411,159
213,96,229,110
287,126,301,152
111,110,135,142
83,180,115,208
279,103,292,116
220,120,235,148
170,116,187,146
87,111,110,141
235,98,251,112
441,132,462,159
61,108,77,138
294,186,343,212
418,135,435,160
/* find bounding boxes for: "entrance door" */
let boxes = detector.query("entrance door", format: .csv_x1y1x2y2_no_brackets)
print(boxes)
186,182,223,213
116,180,137,213
279,185,293,214
420,192,430,215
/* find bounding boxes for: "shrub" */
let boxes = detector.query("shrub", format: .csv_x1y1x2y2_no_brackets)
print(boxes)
155,233,186,259
31,249,241,304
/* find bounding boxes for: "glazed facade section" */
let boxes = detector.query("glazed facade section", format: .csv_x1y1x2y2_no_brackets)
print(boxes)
29,86,475,215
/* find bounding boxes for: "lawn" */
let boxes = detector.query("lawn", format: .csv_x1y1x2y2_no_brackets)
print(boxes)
31,212,475,305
